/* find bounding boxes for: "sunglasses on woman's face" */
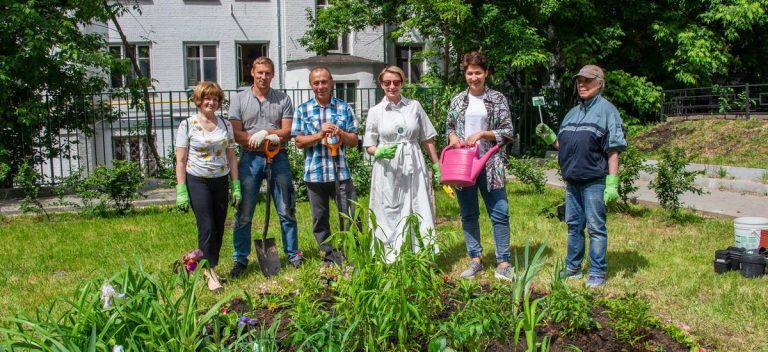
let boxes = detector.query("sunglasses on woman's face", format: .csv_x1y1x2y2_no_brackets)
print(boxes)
381,80,403,87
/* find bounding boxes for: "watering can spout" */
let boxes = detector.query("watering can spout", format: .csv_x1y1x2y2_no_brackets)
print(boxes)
470,144,501,180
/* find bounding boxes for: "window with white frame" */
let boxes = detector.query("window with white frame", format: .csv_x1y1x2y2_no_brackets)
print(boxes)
396,45,424,83
236,43,269,86
109,44,151,88
335,81,356,108
185,44,218,87
316,0,328,8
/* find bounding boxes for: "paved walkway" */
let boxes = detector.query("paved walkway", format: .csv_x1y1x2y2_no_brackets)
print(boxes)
544,170,767,218
1,168,766,218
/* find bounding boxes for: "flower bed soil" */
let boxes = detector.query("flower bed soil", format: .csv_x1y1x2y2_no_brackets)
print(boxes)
224,283,695,351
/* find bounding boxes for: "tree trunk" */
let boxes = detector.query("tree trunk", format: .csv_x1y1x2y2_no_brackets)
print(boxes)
107,3,164,176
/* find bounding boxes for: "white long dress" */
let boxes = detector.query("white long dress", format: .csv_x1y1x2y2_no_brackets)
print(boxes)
363,96,438,263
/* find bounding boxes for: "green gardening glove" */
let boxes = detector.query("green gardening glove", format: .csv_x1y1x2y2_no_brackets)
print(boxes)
431,163,441,182
535,123,557,145
230,180,241,208
604,175,619,204
176,183,190,212
374,144,397,160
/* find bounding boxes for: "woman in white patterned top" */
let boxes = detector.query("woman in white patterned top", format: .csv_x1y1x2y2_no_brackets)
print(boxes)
175,81,240,293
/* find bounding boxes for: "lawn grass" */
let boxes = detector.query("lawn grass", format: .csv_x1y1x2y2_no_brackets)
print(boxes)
1,183,766,351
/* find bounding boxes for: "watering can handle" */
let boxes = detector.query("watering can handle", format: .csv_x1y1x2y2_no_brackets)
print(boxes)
262,140,281,163
439,143,470,163
322,135,343,157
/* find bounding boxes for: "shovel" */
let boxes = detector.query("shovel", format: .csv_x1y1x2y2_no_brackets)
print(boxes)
254,140,281,277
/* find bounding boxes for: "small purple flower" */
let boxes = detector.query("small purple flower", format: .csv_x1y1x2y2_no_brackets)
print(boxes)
248,318,257,326
239,316,249,322
237,321,245,328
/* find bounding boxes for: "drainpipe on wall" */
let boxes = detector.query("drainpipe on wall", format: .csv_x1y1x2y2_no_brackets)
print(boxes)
276,0,284,88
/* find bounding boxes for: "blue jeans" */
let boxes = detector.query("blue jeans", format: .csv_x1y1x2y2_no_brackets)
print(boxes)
232,150,299,264
564,178,607,277
456,170,510,263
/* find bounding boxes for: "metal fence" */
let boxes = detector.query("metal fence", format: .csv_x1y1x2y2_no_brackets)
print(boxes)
31,88,431,184
29,86,572,185
662,83,768,118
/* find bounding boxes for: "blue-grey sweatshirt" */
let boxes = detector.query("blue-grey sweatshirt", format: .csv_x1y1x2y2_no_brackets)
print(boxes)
557,94,627,184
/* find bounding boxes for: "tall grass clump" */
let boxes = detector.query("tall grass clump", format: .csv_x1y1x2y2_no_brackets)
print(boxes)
0,264,265,351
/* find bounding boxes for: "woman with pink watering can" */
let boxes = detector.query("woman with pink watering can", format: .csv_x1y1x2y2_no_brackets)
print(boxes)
363,66,442,263
445,51,515,281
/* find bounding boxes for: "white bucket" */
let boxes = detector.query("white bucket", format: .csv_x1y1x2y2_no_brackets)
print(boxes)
734,217,768,250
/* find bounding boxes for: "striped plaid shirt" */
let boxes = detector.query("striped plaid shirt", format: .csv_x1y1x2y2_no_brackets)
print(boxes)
291,97,359,182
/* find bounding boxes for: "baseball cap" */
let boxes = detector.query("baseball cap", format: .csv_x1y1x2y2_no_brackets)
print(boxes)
573,65,604,80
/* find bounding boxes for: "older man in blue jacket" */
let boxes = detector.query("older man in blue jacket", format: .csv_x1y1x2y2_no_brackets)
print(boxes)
536,64,627,287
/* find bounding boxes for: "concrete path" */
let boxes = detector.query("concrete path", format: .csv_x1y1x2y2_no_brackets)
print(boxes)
544,170,767,218
1,164,766,219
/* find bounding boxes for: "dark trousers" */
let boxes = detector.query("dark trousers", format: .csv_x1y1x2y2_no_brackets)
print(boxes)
187,173,229,268
306,179,357,253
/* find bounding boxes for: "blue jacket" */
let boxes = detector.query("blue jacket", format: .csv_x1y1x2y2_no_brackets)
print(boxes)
558,94,627,184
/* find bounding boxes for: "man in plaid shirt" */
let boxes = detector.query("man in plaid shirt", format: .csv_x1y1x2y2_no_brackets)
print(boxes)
291,67,359,266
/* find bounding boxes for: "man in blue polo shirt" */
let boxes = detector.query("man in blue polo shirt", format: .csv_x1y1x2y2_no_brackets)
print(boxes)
228,56,301,277
536,64,627,287
292,67,359,266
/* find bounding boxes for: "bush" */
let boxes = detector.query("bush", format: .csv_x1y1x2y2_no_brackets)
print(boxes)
346,146,371,198
647,147,706,216
58,160,145,214
617,145,650,206
507,157,547,193
13,162,48,218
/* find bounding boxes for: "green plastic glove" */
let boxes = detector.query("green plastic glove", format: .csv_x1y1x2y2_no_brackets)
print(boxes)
604,174,619,203
374,144,397,160
535,123,557,145
230,179,242,208
431,163,441,182
176,183,190,212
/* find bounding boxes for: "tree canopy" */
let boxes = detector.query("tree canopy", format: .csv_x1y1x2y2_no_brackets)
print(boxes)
301,0,768,121
0,0,142,186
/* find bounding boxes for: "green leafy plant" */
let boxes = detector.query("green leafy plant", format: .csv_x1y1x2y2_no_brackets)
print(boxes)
616,145,650,206
345,146,371,198
511,242,549,351
432,285,517,351
285,142,309,201
0,264,244,351
602,294,659,346
546,264,600,336
507,157,547,193
13,162,49,219
157,146,177,181
327,210,445,351
648,147,706,216
56,160,145,214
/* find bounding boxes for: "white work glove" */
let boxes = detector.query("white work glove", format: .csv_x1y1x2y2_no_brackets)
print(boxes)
248,130,269,148
264,134,280,145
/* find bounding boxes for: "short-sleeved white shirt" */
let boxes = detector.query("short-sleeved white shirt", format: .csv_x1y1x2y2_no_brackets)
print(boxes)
175,115,235,178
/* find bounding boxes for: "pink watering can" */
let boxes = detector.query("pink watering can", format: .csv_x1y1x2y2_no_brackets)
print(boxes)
440,144,501,187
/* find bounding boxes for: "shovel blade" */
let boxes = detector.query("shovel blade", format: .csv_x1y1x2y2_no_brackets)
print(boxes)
254,238,281,277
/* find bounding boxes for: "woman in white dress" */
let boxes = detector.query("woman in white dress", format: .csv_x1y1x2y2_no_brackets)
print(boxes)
363,66,441,263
